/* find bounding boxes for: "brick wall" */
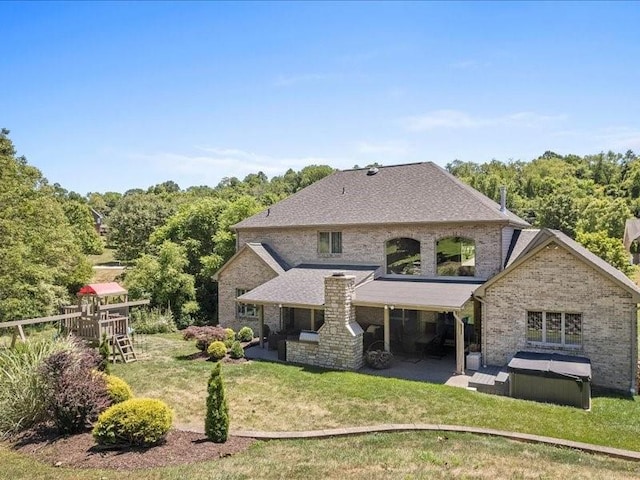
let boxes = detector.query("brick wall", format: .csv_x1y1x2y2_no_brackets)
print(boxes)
482,243,638,393
238,223,504,278
217,248,281,332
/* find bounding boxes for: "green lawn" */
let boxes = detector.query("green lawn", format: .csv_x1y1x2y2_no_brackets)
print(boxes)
87,248,120,266
2,332,640,478
112,334,640,451
2,431,639,479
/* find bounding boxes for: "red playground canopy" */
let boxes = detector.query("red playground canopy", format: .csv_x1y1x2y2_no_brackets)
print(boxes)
77,282,127,297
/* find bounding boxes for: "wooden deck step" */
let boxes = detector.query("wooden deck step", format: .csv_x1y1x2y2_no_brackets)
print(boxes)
469,370,509,396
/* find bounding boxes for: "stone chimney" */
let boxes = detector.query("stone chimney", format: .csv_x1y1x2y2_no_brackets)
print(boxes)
499,186,507,212
318,271,364,370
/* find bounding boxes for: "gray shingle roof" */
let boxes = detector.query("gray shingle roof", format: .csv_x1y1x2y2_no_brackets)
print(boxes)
479,228,640,299
504,229,541,268
353,278,482,311
623,218,640,251
233,162,529,230
246,243,289,274
237,264,378,307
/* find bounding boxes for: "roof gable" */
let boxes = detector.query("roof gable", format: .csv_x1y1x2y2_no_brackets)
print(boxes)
476,228,640,301
212,242,289,280
233,162,530,230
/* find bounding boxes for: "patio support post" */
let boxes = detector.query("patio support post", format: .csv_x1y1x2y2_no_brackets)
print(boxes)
383,305,391,352
259,305,264,348
310,308,315,331
453,311,464,375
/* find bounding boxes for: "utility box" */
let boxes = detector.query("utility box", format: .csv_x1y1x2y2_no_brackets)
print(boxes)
466,352,481,371
508,351,591,410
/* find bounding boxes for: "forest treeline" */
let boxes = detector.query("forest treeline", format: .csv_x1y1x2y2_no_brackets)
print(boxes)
1,128,637,325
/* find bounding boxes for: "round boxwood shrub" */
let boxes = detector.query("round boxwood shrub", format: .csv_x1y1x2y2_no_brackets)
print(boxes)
92,398,173,447
207,341,227,360
237,326,254,342
229,341,244,359
224,328,235,348
105,374,133,404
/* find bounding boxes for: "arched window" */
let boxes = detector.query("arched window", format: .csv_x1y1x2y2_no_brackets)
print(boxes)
436,237,475,276
386,238,421,275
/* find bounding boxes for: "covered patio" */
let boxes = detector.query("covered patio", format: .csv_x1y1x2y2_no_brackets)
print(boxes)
353,278,483,375
244,342,480,388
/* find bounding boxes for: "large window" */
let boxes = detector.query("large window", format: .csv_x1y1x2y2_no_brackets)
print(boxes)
236,288,258,319
386,238,421,275
436,237,475,276
526,311,582,347
318,231,342,254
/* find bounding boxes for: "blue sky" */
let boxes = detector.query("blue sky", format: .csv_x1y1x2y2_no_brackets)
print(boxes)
2,1,640,194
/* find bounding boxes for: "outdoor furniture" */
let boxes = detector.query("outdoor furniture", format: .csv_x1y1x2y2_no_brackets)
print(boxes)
423,333,447,359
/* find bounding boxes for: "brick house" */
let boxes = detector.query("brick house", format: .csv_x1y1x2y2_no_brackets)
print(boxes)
214,162,639,394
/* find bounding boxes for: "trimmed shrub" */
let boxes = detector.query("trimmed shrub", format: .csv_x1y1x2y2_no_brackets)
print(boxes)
237,326,254,342
0,336,78,437
40,345,110,434
105,375,134,404
93,398,173,447
224,328,235,348
205,362,228,443
183,326,227,351
229,341,244,360
130,308,177,334
207,341,227,361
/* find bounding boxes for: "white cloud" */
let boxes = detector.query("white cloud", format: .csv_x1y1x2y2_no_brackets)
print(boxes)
129,147,344,185
404,109,567,132
595,127,640,150
354,140,410,156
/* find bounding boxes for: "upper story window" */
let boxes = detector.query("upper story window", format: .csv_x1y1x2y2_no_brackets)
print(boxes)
436,237,475,276
236,288,258,319
386,238,421,275
318,231,342,254
526,311,582,347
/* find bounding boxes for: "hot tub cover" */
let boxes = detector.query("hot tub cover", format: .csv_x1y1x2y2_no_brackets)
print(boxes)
508,351,591,381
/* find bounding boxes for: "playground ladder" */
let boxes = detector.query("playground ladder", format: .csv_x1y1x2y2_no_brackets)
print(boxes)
113,334,137,363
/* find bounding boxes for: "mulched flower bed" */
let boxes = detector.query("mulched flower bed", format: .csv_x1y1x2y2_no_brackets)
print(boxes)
11,428,255,470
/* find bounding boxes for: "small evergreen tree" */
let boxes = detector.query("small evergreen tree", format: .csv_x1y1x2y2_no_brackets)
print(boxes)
98,333,111,374
204,362,228,443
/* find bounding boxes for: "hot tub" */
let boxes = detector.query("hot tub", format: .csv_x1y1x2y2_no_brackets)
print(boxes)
508,351,591,409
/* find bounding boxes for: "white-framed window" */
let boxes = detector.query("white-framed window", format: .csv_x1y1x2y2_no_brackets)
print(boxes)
236,288,258,318
318,231,342,254
526,311,582,347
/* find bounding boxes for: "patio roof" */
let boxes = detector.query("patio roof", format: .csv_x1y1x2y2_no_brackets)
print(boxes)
352,278,483,311
237,264,379,308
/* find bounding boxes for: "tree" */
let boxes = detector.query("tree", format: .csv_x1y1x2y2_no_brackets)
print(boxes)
575,231,632,275
0,129,92,321
62,200,103,254
204,362,228,443
575,197,631,239
124,241,196,323
107,193,178,261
